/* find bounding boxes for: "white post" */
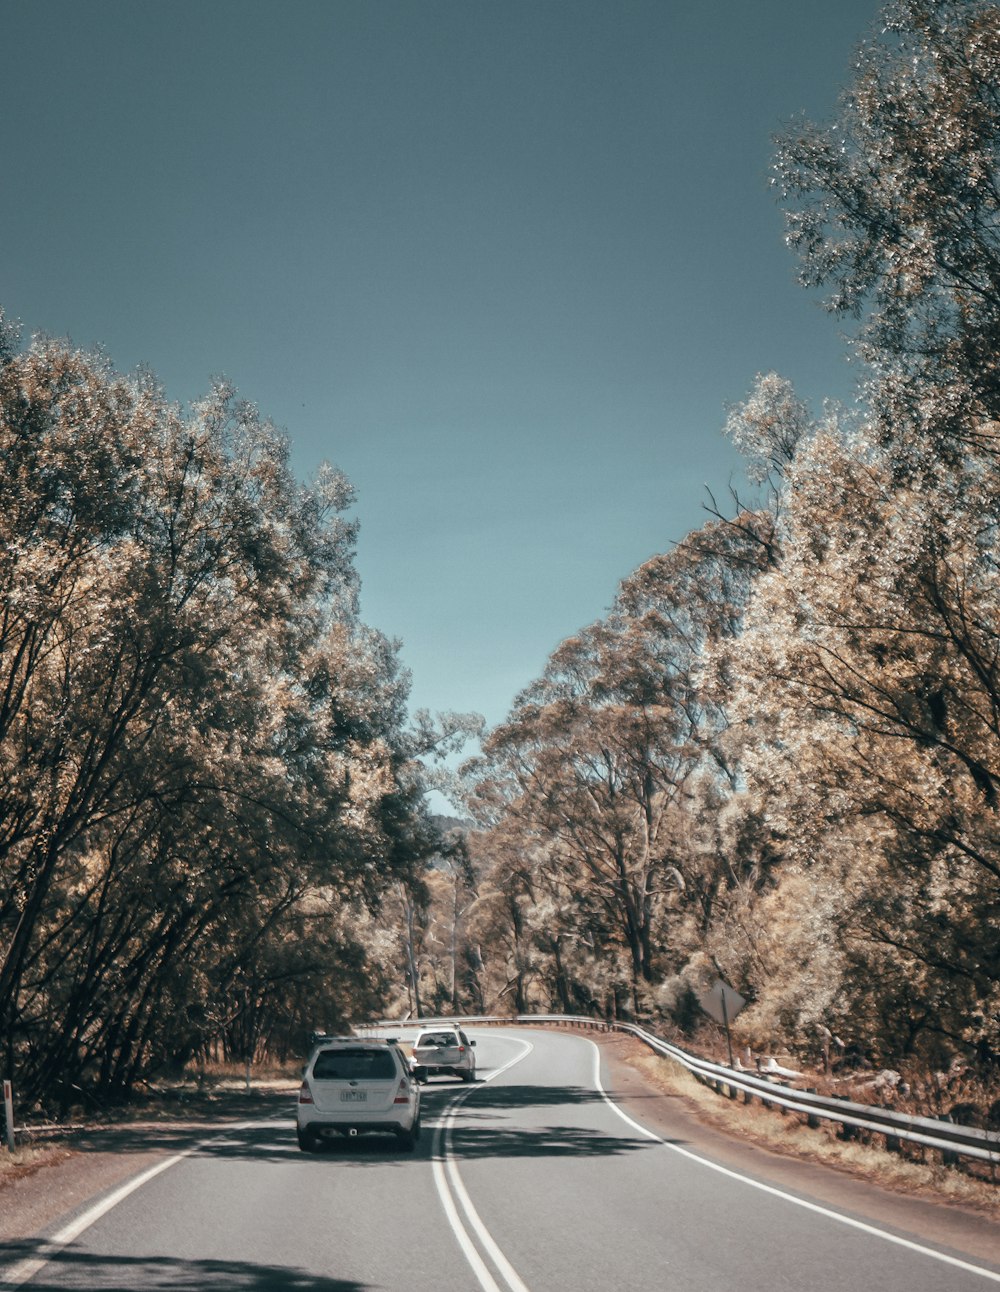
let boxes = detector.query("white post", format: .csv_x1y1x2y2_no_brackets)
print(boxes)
3,1079,14,1152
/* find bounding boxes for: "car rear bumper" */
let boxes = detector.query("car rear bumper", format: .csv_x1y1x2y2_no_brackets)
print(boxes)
300,1117,412,1137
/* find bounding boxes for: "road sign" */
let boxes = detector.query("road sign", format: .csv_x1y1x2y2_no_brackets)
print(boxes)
697,978,746,1068
697,978,746,1027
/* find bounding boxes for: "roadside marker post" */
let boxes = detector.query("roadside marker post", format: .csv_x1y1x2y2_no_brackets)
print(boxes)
3,1078,14,1151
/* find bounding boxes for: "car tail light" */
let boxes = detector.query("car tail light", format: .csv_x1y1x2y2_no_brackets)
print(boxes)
393,1079,411,1104
298,1082,313,1105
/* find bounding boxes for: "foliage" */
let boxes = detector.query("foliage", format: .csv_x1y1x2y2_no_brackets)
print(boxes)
7,0,1000,1094
460,0,1000,1079
775,0,1000,458
0,330,439,1108
464,520,778,1020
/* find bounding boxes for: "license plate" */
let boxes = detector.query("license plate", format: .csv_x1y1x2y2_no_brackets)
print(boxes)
340,1090,367,1102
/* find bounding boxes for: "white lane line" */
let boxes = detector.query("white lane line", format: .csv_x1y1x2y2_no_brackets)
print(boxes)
432,1037,534,1292
2,1153,186,1287
431,1151,505,1292
443,1102,532,1292
588,1040,1000,1286
0,1117,277,1289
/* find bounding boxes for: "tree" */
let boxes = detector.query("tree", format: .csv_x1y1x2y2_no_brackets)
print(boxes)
775,0,1000,459
0,324,439,1104
466,515,780,1019
729,0,1000,1064
722,410,1000,1062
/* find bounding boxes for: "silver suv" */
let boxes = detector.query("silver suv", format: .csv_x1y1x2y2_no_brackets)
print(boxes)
297,1037,421,1151
410,1027,477,1083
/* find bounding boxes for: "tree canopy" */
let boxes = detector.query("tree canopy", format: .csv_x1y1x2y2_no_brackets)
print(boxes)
0,320,441,1107
458,0,1000,1076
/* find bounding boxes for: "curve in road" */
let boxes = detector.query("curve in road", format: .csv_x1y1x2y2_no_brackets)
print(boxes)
1,1026,998,1291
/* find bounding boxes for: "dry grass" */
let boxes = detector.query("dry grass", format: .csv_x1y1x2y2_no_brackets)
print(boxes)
180,1059,303,1085
624,1044,1000,1221
94,1064,301,1123
1,1064,300,1190
6,1063,302,1139
0,1143,72,1186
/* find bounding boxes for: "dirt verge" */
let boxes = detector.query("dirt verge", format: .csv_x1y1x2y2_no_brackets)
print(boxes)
0,1083,295,1243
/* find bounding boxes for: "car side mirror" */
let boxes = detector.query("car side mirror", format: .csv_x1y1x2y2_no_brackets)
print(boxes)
470,1040,476,1047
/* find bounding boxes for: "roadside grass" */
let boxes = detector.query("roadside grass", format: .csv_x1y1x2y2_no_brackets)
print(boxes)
1,1061,305,1193
618,1040,1000,1221
87,1061,303,1122
185,1059,303,1084
0,1143,73,1186
1,1061,302,1160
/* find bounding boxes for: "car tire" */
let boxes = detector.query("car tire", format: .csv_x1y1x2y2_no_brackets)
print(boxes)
297,1126,321,1153
396,1124,417,1152
414,1066,427,1083
459,1069,474,1082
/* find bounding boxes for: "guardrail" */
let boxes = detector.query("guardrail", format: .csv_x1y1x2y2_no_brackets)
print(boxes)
359,1013,1000,1168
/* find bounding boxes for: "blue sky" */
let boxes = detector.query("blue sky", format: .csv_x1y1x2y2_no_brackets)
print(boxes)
3,0,878,734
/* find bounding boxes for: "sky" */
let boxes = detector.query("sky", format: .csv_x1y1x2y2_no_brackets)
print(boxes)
2,0,880,742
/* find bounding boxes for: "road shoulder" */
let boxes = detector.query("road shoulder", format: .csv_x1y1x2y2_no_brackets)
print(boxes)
0,1088,294,1247
597,1030,1000,1274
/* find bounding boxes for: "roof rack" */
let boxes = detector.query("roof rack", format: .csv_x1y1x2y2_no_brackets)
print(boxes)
308,1032,401,1047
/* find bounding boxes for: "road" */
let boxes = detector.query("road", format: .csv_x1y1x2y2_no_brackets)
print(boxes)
1,1027,998,1290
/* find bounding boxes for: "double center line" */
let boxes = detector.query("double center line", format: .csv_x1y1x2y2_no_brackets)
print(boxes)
431,1037,534,1292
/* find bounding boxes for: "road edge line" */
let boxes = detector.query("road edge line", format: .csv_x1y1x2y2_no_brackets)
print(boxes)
0,1113,282,1289
587,1039,1000,1286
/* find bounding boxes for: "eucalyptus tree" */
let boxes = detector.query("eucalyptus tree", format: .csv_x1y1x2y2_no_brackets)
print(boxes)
0,335,169,1053
717,0,1000,1064
775,0,1000,459
475,629,688,1010
0,323,436,1102
723,414,1000,1061
467,511,782,1017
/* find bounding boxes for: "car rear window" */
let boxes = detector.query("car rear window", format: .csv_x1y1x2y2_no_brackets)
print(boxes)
419,1032,460,1047
312,1048,397,1080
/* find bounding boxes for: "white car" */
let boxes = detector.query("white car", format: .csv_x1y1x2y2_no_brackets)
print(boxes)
410,1027,477,1082
297,1037,420,1152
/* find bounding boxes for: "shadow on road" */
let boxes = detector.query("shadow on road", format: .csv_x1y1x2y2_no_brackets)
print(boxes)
274,1083,683,1166
439,1084,679,1160
19,1082,680,1172
448,1120,658,1160
0,1244,369,1290
23,1089,295,1159
454,1082,613,1110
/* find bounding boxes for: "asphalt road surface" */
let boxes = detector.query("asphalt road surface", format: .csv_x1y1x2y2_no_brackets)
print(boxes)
2,1027,998,1291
